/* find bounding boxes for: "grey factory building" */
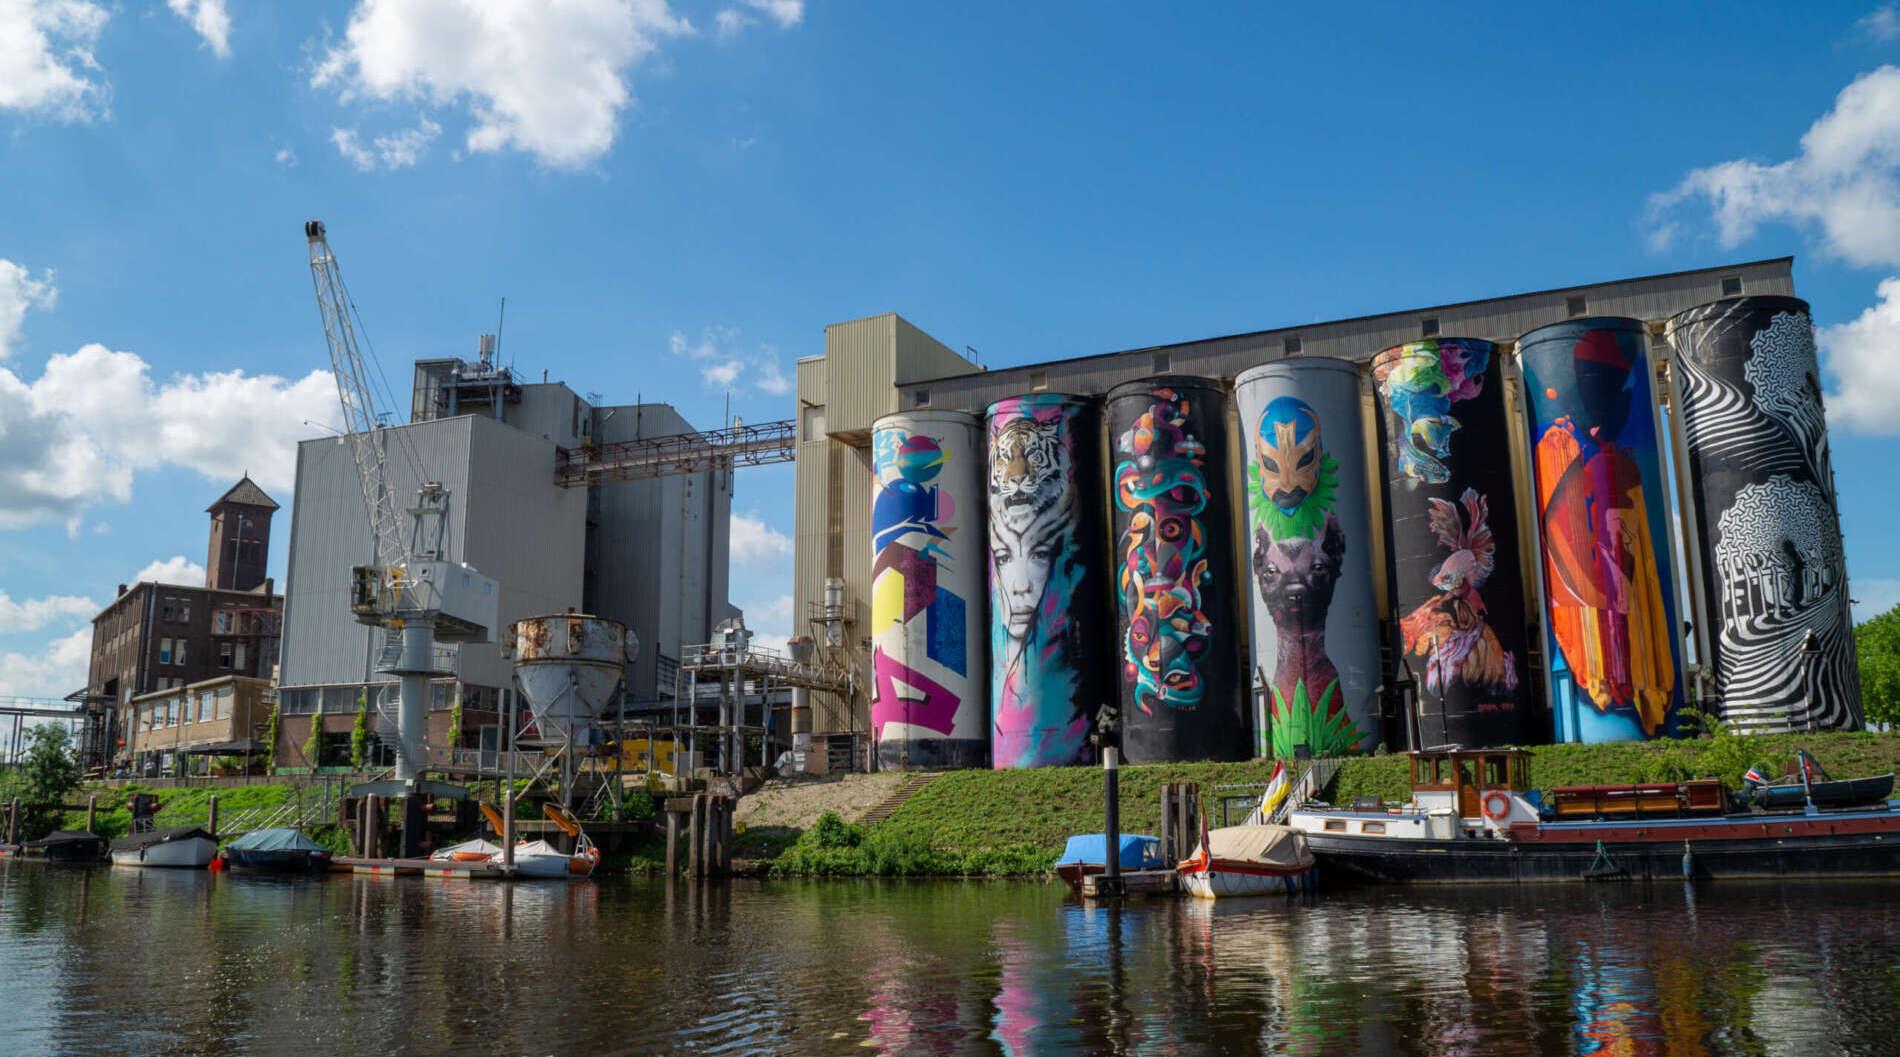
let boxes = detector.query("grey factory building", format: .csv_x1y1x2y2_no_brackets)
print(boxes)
790,257,1796,771
276,351,737,767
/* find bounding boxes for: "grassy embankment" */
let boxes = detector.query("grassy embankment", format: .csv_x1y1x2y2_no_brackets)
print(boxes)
60,783,354,854
767,729,1900,878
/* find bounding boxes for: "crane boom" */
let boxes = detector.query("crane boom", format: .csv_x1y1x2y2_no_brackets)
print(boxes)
304,220,408,574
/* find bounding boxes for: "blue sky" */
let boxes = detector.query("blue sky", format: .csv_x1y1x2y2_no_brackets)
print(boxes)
3,1,1899,700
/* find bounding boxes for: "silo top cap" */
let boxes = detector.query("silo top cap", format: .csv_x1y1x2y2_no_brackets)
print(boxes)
871,409,981,430
1106,374,1224,401
1234,357,1360,387
1665,294,1809,327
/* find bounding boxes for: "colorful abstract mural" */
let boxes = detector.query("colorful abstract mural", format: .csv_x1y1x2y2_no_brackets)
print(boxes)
870,411,988,769
1666,296,1862,731
1372,340,1536,749
985,394,1110,768
1236,360,1380,759
1519,318,1685,743
1108,377,1244,763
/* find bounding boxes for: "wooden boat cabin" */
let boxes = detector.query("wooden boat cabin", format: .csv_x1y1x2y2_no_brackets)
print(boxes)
1407,749,1532,821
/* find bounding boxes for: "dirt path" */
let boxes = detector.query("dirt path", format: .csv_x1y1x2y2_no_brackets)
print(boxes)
733,773,908,831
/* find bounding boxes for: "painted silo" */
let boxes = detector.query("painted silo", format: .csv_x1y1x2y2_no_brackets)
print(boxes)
1371,339,1535,749
1665,296,1862,731
1234,359,1382,758
985,394,1112,768
1106,376,1246,763
870,410,988,770
1518,318,1687,743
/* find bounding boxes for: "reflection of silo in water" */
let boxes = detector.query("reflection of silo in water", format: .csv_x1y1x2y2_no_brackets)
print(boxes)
985,394,1111,768
870,411,988,770
1518,318,1686,743
507,613,632,800
1665,296,1863,732
1371,340,1535,748
1106,376,1245,763
1234,359,1381,758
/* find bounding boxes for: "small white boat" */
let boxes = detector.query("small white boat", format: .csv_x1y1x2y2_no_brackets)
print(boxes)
108,826,219,869
1176,823,1315,899
430,838,502,863
507,838,600,879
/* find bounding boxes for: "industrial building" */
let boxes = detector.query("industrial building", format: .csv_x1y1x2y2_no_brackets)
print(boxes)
78,478,285,771
792,258,1806,769
275,350,738,768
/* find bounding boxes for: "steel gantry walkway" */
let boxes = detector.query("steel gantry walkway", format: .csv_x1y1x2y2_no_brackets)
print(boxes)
555,418,796,486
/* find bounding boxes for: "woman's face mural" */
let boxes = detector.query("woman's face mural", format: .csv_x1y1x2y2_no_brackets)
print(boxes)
988,416,1074,646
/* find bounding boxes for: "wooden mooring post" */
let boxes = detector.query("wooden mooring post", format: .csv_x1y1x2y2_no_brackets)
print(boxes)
85,795,96,833
1158,782,1201,865
5,797,17,845
666,793,733,879
208,795,219,839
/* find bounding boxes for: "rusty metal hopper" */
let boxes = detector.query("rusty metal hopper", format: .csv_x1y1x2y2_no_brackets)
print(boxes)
505,613,634,742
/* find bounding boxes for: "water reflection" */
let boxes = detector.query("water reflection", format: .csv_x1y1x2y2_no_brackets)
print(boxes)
5,865,1900,1055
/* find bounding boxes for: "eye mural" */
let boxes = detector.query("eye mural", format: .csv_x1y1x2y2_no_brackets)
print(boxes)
1665,297,1862,732
985,394,1111,769
1237,361,1381,760
1108,377,1245,764
869,411,989,771
1518,318,1685,743
1372,340,1536,749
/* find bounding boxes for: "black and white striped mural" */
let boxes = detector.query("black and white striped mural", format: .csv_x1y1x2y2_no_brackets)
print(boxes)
1665,296,1862,732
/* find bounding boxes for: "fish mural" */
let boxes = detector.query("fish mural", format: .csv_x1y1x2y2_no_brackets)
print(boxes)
1236,360,1381,759
1372,340,1536,749
870,411,988,770
1666,296,1862,732
1519,318,1685,743
1108,377,1245,763
986,394,1111,768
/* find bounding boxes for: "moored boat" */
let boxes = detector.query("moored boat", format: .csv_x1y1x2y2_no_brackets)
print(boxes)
108,826,218,869
1291,748,1900,884
221,828,334,874
1053,834,1165,890
1176,824,1315,899
20,830,107,863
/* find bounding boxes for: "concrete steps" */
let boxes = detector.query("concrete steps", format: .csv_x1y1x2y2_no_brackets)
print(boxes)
861,773,941,825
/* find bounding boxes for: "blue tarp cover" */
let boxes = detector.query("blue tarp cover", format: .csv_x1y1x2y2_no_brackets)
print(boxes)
225,828,326,853
1054,834,1164,870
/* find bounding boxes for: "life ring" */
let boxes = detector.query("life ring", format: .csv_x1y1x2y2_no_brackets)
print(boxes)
1481,790,1513,822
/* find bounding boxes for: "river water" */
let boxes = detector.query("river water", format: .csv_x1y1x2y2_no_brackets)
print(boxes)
2,863,1897,1056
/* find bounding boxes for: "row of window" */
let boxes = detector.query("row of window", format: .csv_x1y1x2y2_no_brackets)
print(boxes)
154,638,251,670
277,682,499,715
156,638,188,666
142,687,235,730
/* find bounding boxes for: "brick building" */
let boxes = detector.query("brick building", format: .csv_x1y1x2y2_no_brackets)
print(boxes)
79,478,284,770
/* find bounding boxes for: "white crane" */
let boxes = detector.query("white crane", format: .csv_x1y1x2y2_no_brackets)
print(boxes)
303,220,498,794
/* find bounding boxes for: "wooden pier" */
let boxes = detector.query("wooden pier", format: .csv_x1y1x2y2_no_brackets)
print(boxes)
1082,869,1177,898
333,856,509,879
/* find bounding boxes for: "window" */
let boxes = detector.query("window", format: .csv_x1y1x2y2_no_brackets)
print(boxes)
197,691,213,722
1484,756,1508,786
174,640,187,666
912,388,930,407
215,688,233,720
1420,318,1440,338
1029,370,1047,392
1283,336,1302,355
1151,352,1171,372
161,598,176,621
1361,821,1387,835
801,404,827,442
1323,819,1347,832
219,642,234,670
234,643,247,671
1566,295,1587,317
158,638,173,665
178,600,190,623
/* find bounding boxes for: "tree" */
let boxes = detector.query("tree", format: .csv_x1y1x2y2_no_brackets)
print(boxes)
18,724,79,807
1859,605,1900,727
264,702,281,770
350,693,369,771
302,712,323,768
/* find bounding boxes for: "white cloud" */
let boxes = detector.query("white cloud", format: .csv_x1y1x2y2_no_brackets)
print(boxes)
1856,576,1900,622
0,342,338,529
133,555,206,587
312,0,694,169
274,146,298,167
0,626,92,698
331,118,441,171
669,325,792,396
0,259,57,360
714,9,750,39
745,0,802,29
0,0,109,121
166,0,229,58
1819,277,1900,434
1646,65,1900,268
729,510,791,568
0,590,95,633
1861,4,1900,42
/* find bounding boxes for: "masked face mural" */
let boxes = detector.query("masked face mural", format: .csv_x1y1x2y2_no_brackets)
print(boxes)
989,417,1075,644
1116,389,1212,713
1373,341,1490,486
